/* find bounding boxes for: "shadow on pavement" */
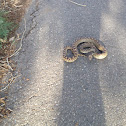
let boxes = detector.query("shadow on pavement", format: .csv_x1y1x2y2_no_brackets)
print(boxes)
1,0,126,125
57,0,108,125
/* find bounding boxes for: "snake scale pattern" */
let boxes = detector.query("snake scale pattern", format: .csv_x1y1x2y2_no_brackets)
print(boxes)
63,38,107,62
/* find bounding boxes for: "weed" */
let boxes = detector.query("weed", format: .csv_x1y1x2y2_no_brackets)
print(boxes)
0,10,16,48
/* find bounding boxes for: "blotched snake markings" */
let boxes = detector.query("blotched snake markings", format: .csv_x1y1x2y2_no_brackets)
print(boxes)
63,38,108,62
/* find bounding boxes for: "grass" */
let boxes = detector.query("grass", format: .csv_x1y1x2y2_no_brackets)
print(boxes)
0,10,16,48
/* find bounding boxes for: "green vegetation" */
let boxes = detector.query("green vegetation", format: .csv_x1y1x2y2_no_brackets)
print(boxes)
0,10,16,48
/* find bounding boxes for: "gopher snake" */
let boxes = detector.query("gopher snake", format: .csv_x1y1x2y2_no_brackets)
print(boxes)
63,38,107,62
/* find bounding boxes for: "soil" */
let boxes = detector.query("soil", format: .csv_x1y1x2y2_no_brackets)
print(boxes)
0,0,32,121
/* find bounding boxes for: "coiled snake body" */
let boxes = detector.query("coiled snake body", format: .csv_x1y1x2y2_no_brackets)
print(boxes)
63,38,107,62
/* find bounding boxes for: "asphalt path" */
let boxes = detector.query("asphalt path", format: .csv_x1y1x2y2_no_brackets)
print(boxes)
1,0,126,126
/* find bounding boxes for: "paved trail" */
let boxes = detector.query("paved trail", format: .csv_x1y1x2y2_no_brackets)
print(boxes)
1,0,126,126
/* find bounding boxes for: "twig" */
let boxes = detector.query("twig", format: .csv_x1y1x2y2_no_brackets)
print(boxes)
13,4,23,8
8,18,26,58
10,33,21,48
0,74,14,92
5,18,26,71
0,73,20,92
6,57,13,71
69,0,86,7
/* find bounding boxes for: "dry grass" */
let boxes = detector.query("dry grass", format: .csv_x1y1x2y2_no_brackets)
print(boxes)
0,0,31,121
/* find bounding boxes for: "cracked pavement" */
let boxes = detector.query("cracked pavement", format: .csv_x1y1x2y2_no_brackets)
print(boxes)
1,0,126,126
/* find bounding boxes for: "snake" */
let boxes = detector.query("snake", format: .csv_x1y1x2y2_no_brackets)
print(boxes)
63,38,107,62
